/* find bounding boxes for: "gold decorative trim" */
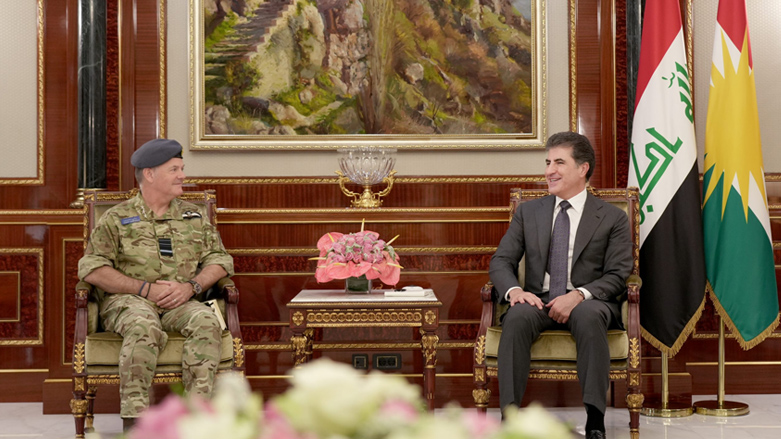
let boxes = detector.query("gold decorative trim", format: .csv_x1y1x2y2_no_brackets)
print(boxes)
185,176,547,185
0,248,44,345
159,0,166,137
686,361,781,367
0,210,81,216
424,310,437,325
290,302,441,308
244,343,292,350
232,337,244,368
641,295,705,357
70,398,88,415
219,207,508,214
626,393,644,409
475,335,486,365
221,219,505,225
629,337,640,369
692,331,781,339
239,271,484,278
313,342,420,350
86,373,181,385
475,367,485,383
420,332,439,366
472,388,491,405
629,372,640,387
73,343,86,374
1,0,45,184
291,311,304,326
707,283,780,350
568,0,577,131
0,209,82,217
0,369,48,373
228,246,496,256
245,341,472,350
73,376,85,392
306,310,423,325
291,334,308,367
685,0,693,85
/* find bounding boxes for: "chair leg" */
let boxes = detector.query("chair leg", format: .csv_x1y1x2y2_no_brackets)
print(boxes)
70,396,88,439
626,371,643,439
85,386,97,432
473,366,491,413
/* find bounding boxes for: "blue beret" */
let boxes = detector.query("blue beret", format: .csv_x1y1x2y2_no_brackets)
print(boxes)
131,139,184,169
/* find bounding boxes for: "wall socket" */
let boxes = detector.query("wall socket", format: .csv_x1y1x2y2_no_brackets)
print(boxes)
373,353,401,370
352,354,369,369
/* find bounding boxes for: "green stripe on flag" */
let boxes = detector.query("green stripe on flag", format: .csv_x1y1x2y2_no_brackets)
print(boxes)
703,168,779,344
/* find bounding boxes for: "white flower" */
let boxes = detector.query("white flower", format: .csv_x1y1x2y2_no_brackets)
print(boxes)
498,403,573,439
272,359,423,439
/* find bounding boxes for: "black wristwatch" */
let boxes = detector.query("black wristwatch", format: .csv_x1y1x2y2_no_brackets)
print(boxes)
187,279,202,296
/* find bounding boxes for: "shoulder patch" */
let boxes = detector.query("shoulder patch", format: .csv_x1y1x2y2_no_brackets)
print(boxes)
182,211,202,219
120,216,141,225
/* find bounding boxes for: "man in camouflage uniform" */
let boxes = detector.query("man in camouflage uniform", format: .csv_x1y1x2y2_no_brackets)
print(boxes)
78,139,234,429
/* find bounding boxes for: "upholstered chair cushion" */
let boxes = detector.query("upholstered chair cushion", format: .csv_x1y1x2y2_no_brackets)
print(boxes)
85,330,234,367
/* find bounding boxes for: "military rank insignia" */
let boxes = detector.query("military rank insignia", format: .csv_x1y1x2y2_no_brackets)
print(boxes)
183,211,202,219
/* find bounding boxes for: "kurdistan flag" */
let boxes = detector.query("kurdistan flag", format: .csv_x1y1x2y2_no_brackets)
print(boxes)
628,0,705,356
703,0,779,349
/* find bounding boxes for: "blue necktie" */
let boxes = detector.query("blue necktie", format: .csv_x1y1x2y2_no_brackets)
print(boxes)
548,200,571,300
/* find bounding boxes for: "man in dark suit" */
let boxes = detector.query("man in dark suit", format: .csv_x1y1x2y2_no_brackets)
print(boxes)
490,131,632,439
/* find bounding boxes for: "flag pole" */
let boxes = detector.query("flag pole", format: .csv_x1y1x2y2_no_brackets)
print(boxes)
692,317,749,416
641,352,692,417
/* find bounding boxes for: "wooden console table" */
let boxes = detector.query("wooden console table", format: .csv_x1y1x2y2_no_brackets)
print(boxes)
287,289,442,410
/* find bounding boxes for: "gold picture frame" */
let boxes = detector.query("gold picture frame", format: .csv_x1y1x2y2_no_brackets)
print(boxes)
189,0,547,150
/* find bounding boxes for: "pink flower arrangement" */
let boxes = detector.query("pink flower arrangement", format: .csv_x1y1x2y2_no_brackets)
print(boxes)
313,223,402,286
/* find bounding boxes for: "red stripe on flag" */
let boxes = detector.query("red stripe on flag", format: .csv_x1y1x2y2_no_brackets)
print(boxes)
717,0,752,68
634,0,683,111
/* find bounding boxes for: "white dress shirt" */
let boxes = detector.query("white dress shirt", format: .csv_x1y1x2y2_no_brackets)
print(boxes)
504,188,593,301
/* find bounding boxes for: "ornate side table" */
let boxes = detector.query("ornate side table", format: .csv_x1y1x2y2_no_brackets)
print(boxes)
287,289,442,410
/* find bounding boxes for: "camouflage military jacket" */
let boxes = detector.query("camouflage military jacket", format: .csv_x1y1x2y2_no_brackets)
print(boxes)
78,193,234,283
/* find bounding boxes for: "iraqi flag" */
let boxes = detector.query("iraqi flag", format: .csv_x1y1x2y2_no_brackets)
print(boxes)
703,0,779,349
628,0,706,356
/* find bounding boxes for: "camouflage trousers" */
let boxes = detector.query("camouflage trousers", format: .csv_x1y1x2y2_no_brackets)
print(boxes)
100,294,222,418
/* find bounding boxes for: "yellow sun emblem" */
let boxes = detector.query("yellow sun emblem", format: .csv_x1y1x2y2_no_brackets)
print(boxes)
703,29,766,221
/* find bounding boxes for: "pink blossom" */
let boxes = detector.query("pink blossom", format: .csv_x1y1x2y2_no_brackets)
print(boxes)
379,399,420,422
462,410,501,437
332,242,346,254
313,230,401,283
261,404,315,439
376,252,401,285
128,394,191,439
316,233,342,253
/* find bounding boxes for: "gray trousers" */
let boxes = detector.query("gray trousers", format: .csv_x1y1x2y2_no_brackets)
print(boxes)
497,299,614,413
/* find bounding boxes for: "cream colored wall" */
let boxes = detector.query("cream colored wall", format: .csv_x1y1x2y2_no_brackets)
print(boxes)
168,0,571,177
693,0,781,172
0,2,39,179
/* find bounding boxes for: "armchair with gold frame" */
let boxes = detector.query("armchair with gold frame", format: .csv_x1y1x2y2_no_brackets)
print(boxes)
472,187,643,438
70,189,245,438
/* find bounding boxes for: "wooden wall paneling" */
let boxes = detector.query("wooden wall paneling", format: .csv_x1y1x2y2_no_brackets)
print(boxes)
188,178,548,209
0,0,79,209
570,0,619,188
118,0,164,190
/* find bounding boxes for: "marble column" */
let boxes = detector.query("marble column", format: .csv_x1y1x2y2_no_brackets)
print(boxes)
626,0,643,136
73,0,107,207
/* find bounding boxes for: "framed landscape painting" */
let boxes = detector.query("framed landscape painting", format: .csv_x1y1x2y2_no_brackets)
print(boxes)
189,0,546,150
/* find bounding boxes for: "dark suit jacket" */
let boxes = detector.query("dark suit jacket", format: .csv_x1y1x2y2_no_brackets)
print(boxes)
489,192,633,324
